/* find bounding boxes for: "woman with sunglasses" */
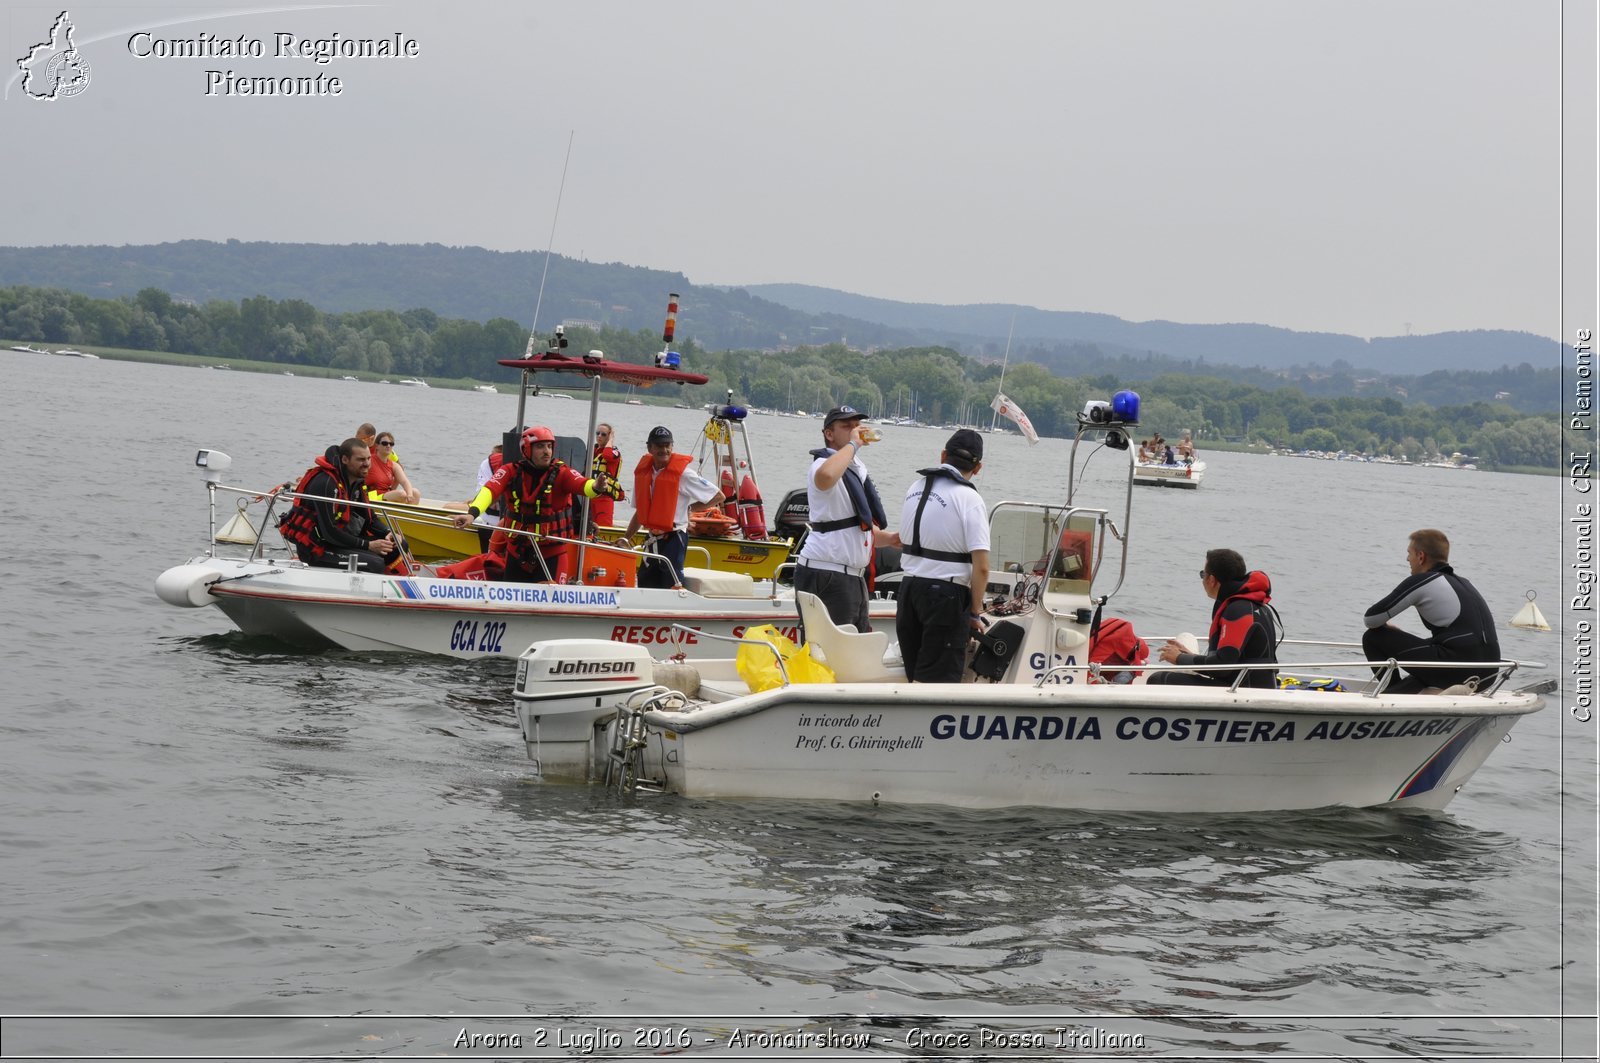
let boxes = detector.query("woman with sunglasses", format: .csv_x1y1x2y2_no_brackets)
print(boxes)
363,431,422,505
589,423,625,528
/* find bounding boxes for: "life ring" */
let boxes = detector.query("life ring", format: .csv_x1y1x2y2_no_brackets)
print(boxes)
688,506,739,538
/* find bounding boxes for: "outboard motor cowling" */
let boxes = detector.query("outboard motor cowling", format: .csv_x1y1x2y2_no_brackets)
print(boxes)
513,639,658,779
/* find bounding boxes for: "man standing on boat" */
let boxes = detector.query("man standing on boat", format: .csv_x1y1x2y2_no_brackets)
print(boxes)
451,425,620,584
896,429,990,683
1150,549,1278,688
619,426,724,589
1361,528,1500,692
280,438,403,573
795,406,899,635
589,423,625,529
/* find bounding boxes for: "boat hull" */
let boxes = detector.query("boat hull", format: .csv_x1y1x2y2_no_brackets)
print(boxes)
162,555,888,659
638,684,1535,812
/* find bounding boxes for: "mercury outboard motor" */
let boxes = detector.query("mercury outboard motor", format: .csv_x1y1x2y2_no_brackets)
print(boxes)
770,487,811,547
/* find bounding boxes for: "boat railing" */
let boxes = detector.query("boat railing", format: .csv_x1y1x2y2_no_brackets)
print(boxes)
1035,656,1526,696
206,482,684,585
675,624,790,685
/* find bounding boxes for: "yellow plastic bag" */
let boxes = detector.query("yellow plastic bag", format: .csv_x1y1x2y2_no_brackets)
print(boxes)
736,624,835,692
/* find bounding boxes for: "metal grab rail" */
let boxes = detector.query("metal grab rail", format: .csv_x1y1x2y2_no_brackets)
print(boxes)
211,481,677,582
1034,656,1524,696
676,624,790,686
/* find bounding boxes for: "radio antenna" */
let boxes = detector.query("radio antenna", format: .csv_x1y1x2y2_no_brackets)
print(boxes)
527,130,575,347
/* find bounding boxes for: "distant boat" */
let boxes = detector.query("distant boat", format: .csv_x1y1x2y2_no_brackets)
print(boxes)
397,378,430,388
548,392,573,400
56,348,98,359
281,371,295,377
341,375,359,381
9,344,49,354
625,398,644,406
473,384,498,394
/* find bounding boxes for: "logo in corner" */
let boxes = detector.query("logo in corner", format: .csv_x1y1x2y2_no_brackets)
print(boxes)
17,10,92,101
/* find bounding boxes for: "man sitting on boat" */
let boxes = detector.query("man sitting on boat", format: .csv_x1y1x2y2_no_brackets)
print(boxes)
450,425,620,584
1149,548,1279,688
618,426,724,589
1361,528,1501,693
279,438,403,573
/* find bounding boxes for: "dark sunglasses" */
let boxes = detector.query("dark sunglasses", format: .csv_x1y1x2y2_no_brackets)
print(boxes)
1198,569,1208,580
376,439,394,446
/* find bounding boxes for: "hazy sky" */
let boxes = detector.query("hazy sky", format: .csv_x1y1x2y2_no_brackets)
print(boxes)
3,0,1590,339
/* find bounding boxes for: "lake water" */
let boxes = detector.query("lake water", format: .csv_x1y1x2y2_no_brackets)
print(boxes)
1,353,1595,1060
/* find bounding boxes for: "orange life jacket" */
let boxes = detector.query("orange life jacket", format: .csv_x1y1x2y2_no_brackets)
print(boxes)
633,452,693,536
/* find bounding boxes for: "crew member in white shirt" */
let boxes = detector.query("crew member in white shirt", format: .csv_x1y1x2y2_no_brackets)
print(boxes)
794,406,899,634
896,429,990,682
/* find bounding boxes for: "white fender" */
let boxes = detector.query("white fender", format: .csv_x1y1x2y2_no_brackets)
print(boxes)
155,564,223,607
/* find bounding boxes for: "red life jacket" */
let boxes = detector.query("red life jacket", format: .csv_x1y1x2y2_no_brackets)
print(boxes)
632,452,693,536
280,455,361,559
499,459,584,559
593,444,625,500
1088,616,1149,680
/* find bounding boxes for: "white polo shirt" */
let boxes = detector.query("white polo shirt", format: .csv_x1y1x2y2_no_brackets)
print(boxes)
898,464,988,583
797,449,873,568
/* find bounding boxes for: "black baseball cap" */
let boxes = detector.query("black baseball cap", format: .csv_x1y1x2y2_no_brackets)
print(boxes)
945,428,984,462
823,405,868,429
646,425,673,445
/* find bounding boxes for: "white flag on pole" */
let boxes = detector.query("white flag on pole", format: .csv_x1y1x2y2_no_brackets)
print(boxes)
991,392,1040,444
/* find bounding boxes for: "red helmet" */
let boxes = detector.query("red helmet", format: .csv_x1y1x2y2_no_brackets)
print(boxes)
520,425,556,459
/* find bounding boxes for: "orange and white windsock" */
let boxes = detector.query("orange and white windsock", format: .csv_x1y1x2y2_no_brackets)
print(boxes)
662,293,680,344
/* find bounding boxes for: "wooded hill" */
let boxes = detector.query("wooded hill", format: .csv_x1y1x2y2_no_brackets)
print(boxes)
0,240,1557,381
0,283,1570,471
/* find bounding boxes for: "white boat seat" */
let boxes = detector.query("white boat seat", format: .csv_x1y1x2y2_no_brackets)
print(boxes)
795,591,894,682
681,567,757,597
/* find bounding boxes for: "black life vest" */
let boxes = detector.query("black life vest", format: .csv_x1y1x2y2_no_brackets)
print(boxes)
900,466,977,564
805,447,888,534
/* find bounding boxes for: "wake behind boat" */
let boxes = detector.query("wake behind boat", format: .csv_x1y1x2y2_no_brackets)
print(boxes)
505,391,1547,813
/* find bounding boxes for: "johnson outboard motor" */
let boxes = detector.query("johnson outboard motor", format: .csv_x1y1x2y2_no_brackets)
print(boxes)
512,640,700,781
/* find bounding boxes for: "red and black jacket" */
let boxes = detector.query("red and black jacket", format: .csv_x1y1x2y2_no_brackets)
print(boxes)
280,446,389,559
482,459,590,559
1172,570,1279,688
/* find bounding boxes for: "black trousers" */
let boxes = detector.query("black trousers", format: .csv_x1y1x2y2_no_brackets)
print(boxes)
896,575,970,683
638,530,688,589
1363,625,1493,690
793,564,871,641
